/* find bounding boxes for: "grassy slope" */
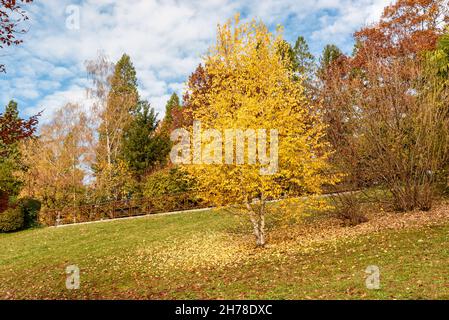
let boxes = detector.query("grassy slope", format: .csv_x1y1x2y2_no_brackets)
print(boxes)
1,207,449,300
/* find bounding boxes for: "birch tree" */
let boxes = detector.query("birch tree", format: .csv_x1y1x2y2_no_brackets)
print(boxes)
179,16,337,247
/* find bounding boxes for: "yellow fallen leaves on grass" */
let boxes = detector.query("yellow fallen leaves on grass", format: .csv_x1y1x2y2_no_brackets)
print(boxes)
122,232,253,274
109,201,449,277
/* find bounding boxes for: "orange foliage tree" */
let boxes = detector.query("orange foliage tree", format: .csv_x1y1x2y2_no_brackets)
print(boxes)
320,0,449,212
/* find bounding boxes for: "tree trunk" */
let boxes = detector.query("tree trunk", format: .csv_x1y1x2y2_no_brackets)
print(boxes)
246,198,266,247
106,127,112,166
258,205,265,246
256,212,265,247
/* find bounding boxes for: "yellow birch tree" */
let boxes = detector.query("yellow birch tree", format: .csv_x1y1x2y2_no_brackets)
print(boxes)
177,16,337,247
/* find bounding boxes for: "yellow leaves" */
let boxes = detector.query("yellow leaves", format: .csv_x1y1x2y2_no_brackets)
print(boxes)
94,159,137,201
182,16,336,224
19,104,93,208
129,232,252,275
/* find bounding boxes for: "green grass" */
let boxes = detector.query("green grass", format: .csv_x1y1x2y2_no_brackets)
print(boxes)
1,207,449,299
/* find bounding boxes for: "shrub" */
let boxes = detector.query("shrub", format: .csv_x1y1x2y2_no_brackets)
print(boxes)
18,197,41,228
321,47,449,212
143,167,195,197
0,207,24,232
0,190,8,213
331,193,368,227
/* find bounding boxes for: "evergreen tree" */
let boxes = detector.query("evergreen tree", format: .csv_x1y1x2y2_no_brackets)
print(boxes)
0,101,28,198
5,100,19,118
276,36,315,83
121,101,170,178
319,44,343,73
292,36,315,78
109,54,138,98
165,93,181,124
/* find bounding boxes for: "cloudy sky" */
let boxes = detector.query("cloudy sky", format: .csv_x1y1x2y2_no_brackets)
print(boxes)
0,0,391,122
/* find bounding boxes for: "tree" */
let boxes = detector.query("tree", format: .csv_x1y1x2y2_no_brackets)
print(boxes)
0,101,21,198
20,104,92,210
96,53,139,167
91,53,140,201
293,36,315,79
121,100,170,178
0,100,38,211
318,44,343,77
91,159,137,203
353,0,448,67
276,36,315,83
160,93,185,140
428,28,449,79
160,92,182,134
319,0,449,212
85,52,113,166
179,64,213,129
85,52,114,118
0,100,38,151
181,16,337,247
0,0,33,73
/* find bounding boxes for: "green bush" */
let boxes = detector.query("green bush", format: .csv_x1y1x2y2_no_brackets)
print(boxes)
0,207,24,232
18,197,41,228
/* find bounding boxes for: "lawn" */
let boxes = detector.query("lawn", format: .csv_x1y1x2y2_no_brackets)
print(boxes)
1,203,449,300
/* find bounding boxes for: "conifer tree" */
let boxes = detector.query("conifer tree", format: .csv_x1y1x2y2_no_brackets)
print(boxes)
121,101,170,178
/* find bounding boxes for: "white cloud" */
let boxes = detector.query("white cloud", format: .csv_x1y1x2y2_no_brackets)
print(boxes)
23,85,91,120
310,0,391,46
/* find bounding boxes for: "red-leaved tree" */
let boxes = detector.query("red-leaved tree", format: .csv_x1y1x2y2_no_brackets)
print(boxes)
0,0,33,72
320,0,449,215
0,111,39,149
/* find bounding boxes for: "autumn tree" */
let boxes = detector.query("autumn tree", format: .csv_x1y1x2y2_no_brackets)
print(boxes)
319,0,449,212
354,0,448,67
0,0,33,73
89,53,139,201
20,104,92,210
160,92,182,134
85,52,114,118
178,64,212,130
179,17,337,247
85,51,113,185
96,53,139,166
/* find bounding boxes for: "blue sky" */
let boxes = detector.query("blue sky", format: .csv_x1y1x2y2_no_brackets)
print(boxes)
0,0,391,122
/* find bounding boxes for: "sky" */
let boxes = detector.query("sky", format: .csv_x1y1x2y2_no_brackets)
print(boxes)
0,0,391,123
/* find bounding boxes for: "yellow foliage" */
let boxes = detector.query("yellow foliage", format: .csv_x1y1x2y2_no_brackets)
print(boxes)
183,16,337,208
93,159,137,202
178,16,338,245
